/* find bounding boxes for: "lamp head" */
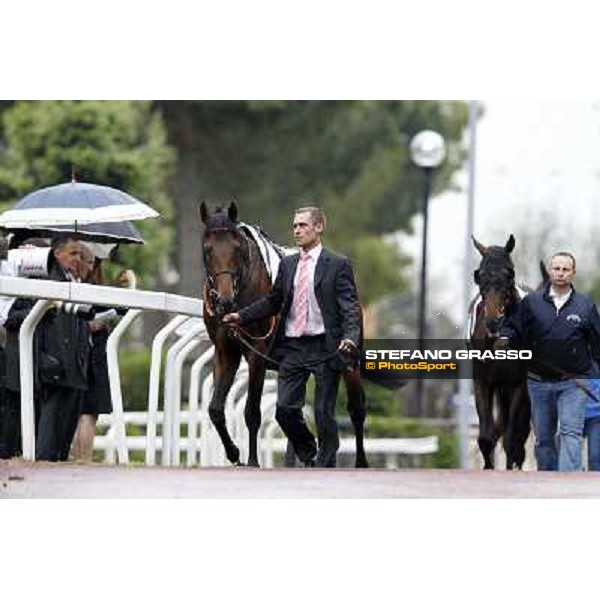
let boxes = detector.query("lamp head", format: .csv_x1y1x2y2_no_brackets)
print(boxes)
410,130,446,168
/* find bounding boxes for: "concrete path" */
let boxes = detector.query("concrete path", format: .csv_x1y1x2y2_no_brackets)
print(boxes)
3,459,600,498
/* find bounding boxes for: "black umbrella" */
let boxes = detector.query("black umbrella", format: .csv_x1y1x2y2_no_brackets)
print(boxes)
4,220,145,245
0,181,159,227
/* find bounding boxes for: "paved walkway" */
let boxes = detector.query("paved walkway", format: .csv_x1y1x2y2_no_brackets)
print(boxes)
3,459,600,498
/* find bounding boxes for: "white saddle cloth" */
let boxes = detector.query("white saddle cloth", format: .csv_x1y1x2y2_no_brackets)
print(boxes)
239,222,297,285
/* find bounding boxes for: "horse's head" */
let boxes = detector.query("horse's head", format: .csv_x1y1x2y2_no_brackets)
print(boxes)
200,201,250,318
472,234,517,337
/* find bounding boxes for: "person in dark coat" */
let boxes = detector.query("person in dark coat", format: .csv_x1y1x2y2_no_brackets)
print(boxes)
0,237,50,458
71,249,120,462
223,206,361,467
0,339,9,458
0,233,8,458
499,251,600,471
3,235,92,461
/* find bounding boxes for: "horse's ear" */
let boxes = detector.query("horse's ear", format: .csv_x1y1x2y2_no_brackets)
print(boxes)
228,201,238,222
505,234,515,254
472,235,487,256
540,260,550,283
199,202,208,224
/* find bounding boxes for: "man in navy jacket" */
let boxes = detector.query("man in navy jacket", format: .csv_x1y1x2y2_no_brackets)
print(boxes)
223,206,361,467
500,252,600,471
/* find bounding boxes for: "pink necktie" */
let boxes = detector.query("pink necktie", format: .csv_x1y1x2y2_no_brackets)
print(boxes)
292,251,310,336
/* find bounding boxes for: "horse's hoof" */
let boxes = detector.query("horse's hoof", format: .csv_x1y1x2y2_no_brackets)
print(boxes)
355,457,369,468
232,460,246,467
226,447,241,465
246,460,260,468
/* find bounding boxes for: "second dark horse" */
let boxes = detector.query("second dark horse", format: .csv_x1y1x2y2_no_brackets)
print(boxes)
200,202,368,468
470,234,531,469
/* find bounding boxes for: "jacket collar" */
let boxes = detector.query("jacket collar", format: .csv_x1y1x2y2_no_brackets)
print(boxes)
542,282,575,304
314,247,330,288
287,246,330,289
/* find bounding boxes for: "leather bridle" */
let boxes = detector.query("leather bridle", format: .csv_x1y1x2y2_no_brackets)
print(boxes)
203,223,254,316
473,252,518,339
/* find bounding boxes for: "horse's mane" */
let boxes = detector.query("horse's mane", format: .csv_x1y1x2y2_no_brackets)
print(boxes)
204,207,286,257
246,225,287,259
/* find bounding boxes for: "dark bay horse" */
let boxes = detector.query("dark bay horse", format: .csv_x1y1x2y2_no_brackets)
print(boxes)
470,234,531,469
200,202,368,468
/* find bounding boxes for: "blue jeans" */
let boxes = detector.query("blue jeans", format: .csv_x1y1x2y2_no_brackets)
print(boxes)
584,416,600,471
528,378,588,471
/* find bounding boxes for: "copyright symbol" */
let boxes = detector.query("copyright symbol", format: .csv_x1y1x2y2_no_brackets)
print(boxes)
366,362,376,370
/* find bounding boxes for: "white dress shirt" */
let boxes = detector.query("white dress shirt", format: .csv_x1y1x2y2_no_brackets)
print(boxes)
549,286,572,314
285,244,326,337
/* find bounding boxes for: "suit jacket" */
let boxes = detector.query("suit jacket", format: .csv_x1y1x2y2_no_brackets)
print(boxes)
238,247,361,356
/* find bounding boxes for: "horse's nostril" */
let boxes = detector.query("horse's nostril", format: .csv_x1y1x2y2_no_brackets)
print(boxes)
220,298,234,313
487,317,504,334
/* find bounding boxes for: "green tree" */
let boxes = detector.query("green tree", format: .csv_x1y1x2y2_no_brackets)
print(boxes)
349,236,410,305
158,100,468,304
0,100,176,286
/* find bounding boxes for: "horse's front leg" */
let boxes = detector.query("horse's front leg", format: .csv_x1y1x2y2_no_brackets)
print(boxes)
209,347,242,465
508,382,531,470
475,380,497,469
343,366,369,468
244,353,267,467
497,387,515,469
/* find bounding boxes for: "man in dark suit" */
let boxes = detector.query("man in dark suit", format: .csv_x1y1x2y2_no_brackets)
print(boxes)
223,206,361,467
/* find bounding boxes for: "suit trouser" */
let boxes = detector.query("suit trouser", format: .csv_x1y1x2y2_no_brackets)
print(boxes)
276,335,341,467
36,385,80,462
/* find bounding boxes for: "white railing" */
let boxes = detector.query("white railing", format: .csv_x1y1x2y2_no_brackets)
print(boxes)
0,275,203,462
1,274,440,469
95,410,439,469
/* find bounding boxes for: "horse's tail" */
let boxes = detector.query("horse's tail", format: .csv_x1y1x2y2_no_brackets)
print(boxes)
539,260,550,284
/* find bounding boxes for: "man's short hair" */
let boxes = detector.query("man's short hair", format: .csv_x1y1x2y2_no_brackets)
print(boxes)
551,251,576,269
51,234,80,253
295,206,326,229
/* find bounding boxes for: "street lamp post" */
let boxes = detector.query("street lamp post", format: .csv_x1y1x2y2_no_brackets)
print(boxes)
410,130,446,416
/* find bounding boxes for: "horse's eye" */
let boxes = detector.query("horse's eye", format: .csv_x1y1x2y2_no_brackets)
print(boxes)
203,245,212,255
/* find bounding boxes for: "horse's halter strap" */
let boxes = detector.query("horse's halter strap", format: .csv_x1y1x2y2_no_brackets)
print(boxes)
203,224,254,313
229,327,346,371
479,281,516,311
476,255,515,300
473,252,517,338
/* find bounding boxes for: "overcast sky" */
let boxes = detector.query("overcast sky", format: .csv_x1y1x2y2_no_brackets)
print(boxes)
399,100,600,326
